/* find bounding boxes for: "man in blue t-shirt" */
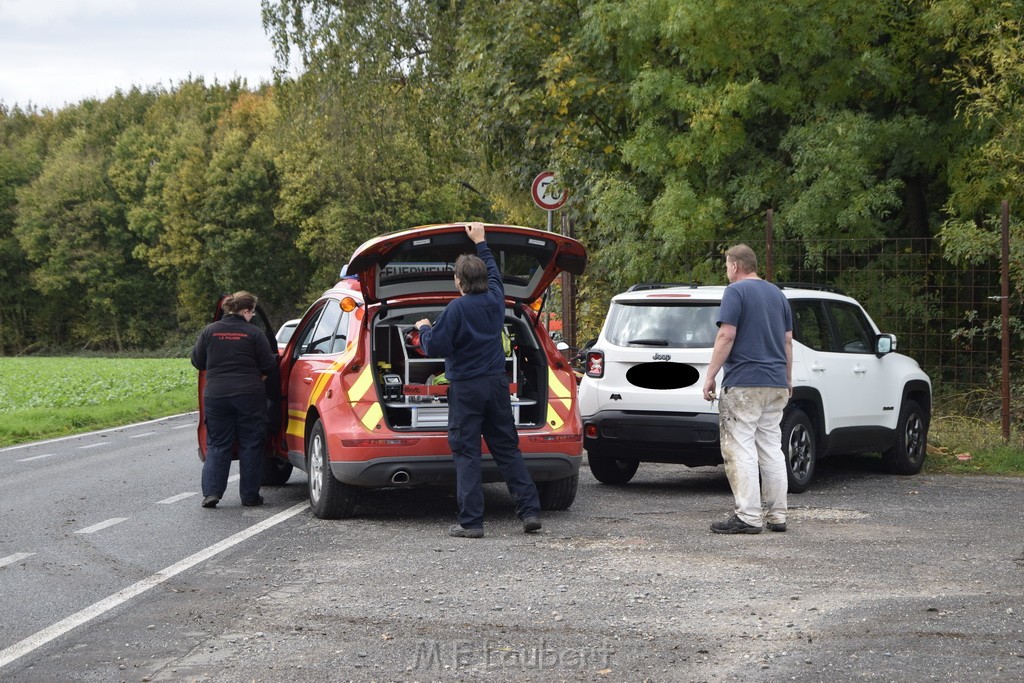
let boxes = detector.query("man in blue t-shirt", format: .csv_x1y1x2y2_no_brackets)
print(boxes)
702,245,793,534
415,222,542,538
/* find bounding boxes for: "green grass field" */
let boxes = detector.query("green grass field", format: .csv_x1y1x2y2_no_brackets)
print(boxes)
0,357,197,447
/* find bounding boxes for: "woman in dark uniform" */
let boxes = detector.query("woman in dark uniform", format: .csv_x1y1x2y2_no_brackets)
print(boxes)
191,291,277,508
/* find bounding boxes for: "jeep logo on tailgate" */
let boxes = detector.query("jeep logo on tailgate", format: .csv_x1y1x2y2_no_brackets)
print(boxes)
652,353,671,361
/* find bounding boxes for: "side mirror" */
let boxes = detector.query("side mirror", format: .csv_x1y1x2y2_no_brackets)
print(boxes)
875,333,896,357
556,341,570,351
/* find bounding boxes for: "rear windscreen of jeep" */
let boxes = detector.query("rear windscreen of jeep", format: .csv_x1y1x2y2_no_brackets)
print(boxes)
605,303,721,348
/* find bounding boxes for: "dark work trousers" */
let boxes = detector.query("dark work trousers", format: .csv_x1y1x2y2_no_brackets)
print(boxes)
447,374,541,529
202,392,267,503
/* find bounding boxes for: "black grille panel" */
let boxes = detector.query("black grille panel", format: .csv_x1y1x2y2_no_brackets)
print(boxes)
625,362,699,390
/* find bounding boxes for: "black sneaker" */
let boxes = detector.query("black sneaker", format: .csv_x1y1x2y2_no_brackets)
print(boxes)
766,521,787,532
201,495,219,508
242,495,264,507
710,515,762,534
522,516,542,533
449,524,484,538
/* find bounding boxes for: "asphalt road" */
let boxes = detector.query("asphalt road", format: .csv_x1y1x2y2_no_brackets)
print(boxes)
0,414,1021,682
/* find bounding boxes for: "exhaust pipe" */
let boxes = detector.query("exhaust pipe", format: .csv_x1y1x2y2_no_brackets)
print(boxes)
391,470,411,485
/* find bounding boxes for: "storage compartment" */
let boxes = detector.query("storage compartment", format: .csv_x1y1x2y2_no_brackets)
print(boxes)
370,308,545,430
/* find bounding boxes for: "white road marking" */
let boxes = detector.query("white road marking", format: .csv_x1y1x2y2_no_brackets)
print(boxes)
156,492,197,505
0,553,34,568
16,454,55,462
0,502,307,671
74,518,129,534
172,423,194,429
77,443,105,450
0,412,199,453
128,432,156,439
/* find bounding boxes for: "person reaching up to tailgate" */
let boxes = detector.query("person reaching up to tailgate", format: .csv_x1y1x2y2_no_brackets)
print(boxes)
415,223,542,538
191,291,277,509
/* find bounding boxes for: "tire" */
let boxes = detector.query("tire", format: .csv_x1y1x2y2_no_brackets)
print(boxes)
307,419,359,519
881,399,928,475
587,455,639,485
262,456,293,486
781,408,816,493
537,474,578,510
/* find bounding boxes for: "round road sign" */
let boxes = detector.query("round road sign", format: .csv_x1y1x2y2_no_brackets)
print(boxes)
531,171,568,211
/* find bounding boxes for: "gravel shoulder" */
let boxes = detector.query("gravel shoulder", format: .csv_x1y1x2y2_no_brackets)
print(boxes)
9,456,1024,682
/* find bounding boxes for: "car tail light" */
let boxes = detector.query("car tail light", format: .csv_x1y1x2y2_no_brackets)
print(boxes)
585,423,598,438
585,350,604,378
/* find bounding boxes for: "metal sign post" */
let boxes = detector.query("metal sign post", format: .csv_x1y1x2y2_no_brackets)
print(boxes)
531,171,573,348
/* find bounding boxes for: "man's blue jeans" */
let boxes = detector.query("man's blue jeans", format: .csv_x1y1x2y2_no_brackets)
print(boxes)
202,392,266,503
447,374,540,528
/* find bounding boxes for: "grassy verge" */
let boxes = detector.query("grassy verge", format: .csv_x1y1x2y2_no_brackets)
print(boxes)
925,414,1024,475
0,357,197,448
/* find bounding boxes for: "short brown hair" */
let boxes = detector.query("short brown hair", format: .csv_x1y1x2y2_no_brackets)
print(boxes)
725,244,757,274
455,254,488,294
223,290,257,314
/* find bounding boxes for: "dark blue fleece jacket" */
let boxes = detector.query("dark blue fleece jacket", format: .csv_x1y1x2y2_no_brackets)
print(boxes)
418,241,506,381
191,313,276,398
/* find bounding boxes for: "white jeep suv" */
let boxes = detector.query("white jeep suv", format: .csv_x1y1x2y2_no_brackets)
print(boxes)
577,283,931,491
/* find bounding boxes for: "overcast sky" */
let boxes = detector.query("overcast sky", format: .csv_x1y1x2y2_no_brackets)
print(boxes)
0,0,279,110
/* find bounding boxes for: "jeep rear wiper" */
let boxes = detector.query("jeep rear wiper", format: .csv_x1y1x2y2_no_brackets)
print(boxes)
627,338,670,346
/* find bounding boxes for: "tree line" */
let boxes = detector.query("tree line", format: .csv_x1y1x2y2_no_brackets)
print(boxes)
0,0,1020,355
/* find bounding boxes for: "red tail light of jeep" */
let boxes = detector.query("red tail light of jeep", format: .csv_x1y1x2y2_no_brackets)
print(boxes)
585,350,604,378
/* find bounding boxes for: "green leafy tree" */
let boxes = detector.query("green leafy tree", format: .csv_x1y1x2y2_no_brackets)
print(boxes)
451,0,970,344
932,1,1024,284
110,80,277,331
264,1,491,291
14,91,163,350
0,106,47,354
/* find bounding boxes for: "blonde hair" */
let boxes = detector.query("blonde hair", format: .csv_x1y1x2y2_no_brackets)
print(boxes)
222,290,257,314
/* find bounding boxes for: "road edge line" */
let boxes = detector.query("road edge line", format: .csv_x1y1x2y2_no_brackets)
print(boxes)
0,502,307,672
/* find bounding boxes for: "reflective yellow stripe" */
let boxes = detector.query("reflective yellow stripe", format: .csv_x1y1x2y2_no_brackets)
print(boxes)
548,367,571,398
349,365,374,401
360,402,383,431
310,366,335,403
545,368,572,430
286,351,360,442
546,403,565,430
286,410,305,438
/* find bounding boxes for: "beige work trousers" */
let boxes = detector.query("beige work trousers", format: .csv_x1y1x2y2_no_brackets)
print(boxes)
718,386,789,527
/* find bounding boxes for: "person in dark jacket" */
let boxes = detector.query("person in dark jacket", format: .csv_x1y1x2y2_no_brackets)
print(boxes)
191,291,277,508
415,223,542,538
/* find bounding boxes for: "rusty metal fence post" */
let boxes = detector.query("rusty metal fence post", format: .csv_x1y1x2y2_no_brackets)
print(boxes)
1001,201,1011,442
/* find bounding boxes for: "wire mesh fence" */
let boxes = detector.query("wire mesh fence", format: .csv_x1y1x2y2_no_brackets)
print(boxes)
756,237,1018,420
